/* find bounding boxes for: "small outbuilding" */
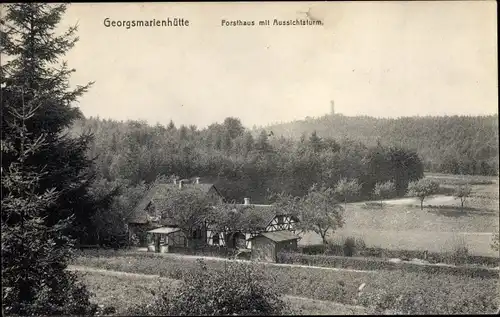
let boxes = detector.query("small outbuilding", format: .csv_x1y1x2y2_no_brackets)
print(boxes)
147,227,183,253
249,231,299,262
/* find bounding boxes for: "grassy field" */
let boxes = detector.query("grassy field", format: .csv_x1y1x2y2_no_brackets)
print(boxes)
424,172,498,186
72,250,500,314
299,176,499,257
300,229,497,257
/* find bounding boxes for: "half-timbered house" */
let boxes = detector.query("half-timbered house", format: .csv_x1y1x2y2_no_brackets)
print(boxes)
128,177,224,248
206,198,299,249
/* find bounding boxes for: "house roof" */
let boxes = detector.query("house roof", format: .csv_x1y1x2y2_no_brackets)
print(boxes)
250,231,300,243
236,204,276,229
147,227,181,235
128,182,222,224
210,204,298,232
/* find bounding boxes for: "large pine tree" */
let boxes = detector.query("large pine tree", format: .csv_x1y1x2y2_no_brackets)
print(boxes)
1,4,107,245
1,91,96,315
1,3,100,314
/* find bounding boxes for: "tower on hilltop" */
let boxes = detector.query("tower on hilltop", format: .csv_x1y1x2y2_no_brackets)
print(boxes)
330,100,335,115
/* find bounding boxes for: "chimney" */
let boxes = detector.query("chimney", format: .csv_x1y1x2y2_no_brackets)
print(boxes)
179,180,184,189
244,198,250,205
195,177,200,184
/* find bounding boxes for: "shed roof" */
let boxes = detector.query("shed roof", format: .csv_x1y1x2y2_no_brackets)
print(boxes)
147,227,181,235
250,231,300,243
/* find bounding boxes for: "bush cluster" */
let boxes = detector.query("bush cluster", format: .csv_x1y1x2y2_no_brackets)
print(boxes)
128,259,289,316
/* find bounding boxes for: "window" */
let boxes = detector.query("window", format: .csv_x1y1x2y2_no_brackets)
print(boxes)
192,228,202,239
212,234,220,245
277,216,285,225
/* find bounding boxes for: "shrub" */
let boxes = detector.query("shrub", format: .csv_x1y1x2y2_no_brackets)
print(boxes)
492,233,499,252
300,244,326,255
325,243,344,256
132,259,289,316
340,236,366,257
343,237,356,257
448,236,469,265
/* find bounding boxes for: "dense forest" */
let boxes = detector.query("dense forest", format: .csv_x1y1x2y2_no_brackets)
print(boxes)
259,114,499,176
70,116,424,206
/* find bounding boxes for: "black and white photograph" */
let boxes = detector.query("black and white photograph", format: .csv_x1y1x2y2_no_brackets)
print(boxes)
1,1,498,316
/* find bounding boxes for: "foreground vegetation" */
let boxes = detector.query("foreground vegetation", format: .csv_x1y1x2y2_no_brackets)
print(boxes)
128,260,289,316
76,269,368,315
72,251,500,314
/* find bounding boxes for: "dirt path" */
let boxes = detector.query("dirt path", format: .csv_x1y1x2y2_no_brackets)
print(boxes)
127,251,377,274
69,265,163,279
358,195,458,207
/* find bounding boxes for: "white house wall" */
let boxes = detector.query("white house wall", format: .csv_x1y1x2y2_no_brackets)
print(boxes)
206,216,297,250
266,216,296,232
206,230,227,247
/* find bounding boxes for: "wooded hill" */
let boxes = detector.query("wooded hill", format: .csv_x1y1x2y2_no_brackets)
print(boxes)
69,116,424,204
260,114,499,176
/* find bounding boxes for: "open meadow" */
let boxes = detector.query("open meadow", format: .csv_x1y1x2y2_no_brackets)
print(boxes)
301,174,499,257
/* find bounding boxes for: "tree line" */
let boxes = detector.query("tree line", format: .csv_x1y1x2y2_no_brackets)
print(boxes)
71,116,425,205
261,113,499,176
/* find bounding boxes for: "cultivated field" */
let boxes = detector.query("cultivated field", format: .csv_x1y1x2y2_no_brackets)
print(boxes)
72,250,499,315
301,174,499,257
75,267,368,315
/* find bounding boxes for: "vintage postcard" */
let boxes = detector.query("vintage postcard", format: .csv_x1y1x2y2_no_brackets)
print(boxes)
1,1,498,316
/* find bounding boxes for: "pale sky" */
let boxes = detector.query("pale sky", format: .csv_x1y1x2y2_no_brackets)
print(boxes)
57,1,497,128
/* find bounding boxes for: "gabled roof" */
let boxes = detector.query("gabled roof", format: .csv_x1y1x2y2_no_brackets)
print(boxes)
128,182,222,224
210,204,298,232
235,204,276,229
250,231,299,243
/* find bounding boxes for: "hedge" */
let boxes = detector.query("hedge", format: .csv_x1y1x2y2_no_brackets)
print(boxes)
167,245,234,258
277,252,500,278
299,244,499,268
